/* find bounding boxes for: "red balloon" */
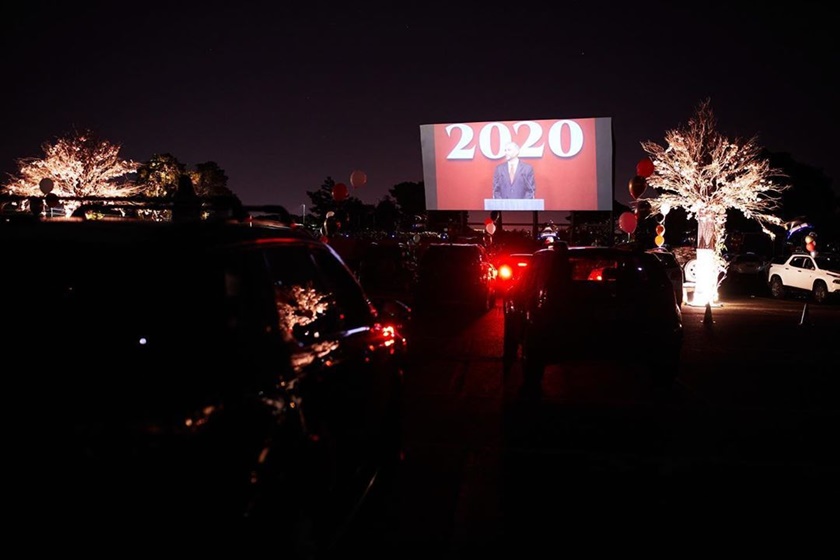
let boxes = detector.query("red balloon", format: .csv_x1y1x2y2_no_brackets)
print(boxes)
618,211,637,234
634,200,652,219
629,176,647,200
636,157,654,178
806,241,816,252
350,170,367,188
39,177,54,194
332,182,349,201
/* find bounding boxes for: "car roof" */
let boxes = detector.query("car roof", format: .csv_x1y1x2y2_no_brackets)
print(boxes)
0,214,318,250
425,242,483,249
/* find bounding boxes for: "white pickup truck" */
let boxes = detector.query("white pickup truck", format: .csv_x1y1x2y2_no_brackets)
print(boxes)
766,251,840,304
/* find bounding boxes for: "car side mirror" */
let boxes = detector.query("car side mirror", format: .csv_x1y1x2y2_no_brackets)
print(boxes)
372,296,412,332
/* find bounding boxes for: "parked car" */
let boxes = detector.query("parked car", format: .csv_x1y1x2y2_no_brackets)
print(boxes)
646,247,685,306
356,240,417,301
503,245,684,391
413,242,497,314
766,251,840,304
1,204,407,553
727,252,770,276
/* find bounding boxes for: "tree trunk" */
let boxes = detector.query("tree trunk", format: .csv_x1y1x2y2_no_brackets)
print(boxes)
692,207,718,306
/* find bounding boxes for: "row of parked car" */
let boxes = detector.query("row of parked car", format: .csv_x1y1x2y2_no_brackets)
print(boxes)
354,239,688,314
354,235,839,317
5,190,834,552
353,239,688,388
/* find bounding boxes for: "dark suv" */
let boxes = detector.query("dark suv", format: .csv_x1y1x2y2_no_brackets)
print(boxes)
2,207,406,550
413,242,497,314
503,244,684,391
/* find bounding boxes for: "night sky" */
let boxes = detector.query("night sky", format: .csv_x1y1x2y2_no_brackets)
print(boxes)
2,1,836,220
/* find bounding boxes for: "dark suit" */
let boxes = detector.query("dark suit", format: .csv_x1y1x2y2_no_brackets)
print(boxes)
492,159,536,199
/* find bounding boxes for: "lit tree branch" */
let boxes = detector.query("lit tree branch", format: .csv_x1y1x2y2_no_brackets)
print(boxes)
640,99,790,242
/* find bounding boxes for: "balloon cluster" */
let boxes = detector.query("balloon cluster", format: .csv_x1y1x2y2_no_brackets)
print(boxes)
619,158,656,236
29,177,60,216
805,234,817,254
331,170,368,202
629,157,653,200
655,222,666,247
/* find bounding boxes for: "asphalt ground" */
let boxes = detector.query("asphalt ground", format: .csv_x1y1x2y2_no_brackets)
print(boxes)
329,285,839,557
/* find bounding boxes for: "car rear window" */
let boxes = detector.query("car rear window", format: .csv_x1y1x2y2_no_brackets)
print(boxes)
421,245,480,266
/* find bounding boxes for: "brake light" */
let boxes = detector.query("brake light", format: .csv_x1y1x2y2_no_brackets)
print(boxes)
498,264,513,280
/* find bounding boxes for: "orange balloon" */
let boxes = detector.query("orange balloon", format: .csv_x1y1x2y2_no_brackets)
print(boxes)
655,235,665,247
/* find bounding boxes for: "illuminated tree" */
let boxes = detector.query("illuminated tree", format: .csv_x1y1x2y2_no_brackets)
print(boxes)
134,153,186,198
1,128,140,215
639,99,790,306
190,161,234,198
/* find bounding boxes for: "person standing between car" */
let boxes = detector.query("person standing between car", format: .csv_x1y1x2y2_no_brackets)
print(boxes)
172,175,201,222
519,240,571,397
492,142,536,199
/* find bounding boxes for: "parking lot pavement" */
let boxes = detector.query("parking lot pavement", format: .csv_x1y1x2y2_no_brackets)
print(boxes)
339,295,839,554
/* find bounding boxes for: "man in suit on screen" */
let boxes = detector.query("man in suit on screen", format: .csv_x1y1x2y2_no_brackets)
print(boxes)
492,141,536,199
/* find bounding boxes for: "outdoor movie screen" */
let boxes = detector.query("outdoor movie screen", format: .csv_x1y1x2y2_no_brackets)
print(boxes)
419,117,613,212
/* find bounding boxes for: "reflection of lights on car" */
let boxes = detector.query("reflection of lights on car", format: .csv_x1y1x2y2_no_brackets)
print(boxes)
382,325,397,348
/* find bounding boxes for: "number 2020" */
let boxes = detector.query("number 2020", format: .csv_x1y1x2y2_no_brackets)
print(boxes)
444,120,584,160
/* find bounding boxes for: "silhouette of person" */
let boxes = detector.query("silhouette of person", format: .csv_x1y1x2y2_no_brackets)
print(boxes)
173,175,201,222
492,142,536,199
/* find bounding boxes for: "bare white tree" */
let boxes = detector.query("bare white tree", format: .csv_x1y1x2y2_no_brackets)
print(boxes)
639,99,790,306
1,128,140,216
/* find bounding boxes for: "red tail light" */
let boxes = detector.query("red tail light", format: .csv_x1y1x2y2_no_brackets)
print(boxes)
498,264,513,280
